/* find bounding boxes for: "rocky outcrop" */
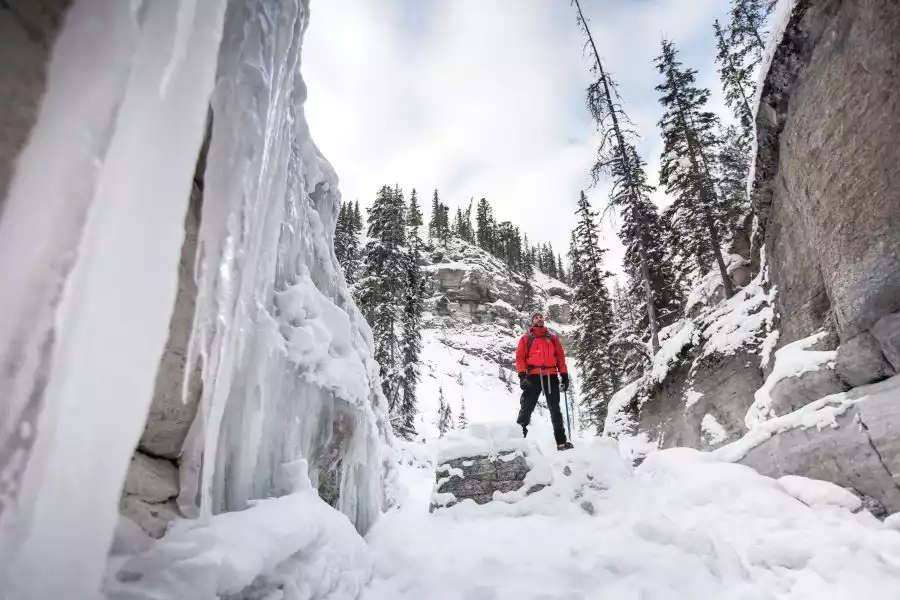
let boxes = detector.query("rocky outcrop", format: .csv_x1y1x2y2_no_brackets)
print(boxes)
732,376,900,512
720,0,900,511
752,0,900,360
638,350,764,450
139,183,203,460
119,452,181,538
430,453,544,511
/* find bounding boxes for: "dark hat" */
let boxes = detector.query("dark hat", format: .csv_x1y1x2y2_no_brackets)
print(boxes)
531,311,544,319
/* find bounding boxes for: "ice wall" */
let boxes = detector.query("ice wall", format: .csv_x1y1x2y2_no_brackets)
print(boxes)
0,0,395,597
0,1,227,598
181,0,394,532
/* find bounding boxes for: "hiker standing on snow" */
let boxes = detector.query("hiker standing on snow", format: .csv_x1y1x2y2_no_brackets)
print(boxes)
516,311,574,450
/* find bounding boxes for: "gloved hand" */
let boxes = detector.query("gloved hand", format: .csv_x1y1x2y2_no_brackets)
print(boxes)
519,373,529,391
560,373,570,392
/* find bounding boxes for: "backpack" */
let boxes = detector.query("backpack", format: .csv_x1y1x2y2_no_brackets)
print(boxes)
525,329,558,358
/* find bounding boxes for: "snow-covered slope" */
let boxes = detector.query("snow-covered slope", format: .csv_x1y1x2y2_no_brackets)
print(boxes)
412,238,577,440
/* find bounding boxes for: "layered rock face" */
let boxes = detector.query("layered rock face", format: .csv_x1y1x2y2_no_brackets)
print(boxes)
753,0,900,368
729,0,900,509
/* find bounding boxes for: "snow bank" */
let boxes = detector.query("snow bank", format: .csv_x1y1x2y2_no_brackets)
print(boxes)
365,439,900,599
435,422,531,464
109,466,372,599
649,320,696,384
745,330,836,428
777,475,862,511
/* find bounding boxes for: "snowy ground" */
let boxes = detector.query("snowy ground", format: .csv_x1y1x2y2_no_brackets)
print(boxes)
363,437,900,600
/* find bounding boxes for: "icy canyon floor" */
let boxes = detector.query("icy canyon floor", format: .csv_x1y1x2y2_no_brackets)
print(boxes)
108,418,900,600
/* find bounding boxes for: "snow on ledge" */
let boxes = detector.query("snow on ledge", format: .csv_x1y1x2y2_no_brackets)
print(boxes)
435,422,529,464
777,475,862,512
715,375,900,463
745,330,836,428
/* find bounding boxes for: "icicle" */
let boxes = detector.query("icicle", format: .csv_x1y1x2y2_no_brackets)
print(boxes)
0,0,227,597
178,0,393,533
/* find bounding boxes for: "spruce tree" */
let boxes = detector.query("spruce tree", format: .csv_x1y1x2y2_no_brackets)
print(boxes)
358,185,408,416
396,189,425,439
570,192,617,433
520,240,538,314
436,387,454,438
476,198,493,250
572,0,676,352
717,125,752,234
655,39,734,298
458,397,468,429
714,19,755,137
729,0,775,60
334,203,349,269
557,254,567,285
613,144,683,331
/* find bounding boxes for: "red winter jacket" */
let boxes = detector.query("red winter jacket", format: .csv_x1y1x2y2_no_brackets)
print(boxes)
515,326,568,376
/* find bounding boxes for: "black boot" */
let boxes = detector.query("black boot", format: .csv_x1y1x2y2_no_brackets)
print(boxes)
557,441,574,451
522,425,528,438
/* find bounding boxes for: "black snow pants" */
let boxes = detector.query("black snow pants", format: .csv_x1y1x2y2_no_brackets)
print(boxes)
517,374,568,445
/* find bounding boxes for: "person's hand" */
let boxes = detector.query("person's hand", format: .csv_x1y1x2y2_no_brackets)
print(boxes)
560,373,570,392
519,373,529,391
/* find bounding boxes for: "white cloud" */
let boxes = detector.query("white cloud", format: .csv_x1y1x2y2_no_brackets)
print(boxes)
304,0,730,277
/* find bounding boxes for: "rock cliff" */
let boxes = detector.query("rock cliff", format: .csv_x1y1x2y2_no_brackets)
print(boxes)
612,0,900,512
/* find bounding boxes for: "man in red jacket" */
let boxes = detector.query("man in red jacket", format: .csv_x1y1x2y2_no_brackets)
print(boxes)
515,311,574,450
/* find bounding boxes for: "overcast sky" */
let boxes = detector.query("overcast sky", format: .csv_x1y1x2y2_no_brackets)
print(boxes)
304,0,732,275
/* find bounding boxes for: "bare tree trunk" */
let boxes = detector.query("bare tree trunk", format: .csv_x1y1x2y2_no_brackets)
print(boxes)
573,0,662,352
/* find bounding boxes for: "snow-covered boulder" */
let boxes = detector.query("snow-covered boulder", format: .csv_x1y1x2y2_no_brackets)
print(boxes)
717,375,900,513
746,331,848,427
430,423,551,511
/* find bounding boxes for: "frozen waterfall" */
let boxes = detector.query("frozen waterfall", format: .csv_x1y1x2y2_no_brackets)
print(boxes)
0,0,394,598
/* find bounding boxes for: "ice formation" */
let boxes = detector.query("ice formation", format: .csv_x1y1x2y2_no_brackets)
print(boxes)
0,0,393,597
178,0,393,531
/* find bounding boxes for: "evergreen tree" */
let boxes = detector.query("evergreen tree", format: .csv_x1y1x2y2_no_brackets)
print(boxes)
520,239,538,313
714,19,755,136
572,0,679,353
729,0,775,60
436,387,454,438
396,189,425,439
476,198,493,250
334,203,349,268
358,185,408,416
570,192,618,433
458,396,468,429
334,201,362,286
608,278,650,383
613,144,684,332
717,125,753,234
655,39,734,298
567,232,583,289
557,254,567,285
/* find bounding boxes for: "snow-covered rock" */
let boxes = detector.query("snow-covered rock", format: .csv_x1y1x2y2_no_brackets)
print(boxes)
610,273,772,452
717,375,900,512
545,296,572,324
123,453,179,505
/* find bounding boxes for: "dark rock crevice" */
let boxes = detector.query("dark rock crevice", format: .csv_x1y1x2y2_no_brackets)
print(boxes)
855,413,900,497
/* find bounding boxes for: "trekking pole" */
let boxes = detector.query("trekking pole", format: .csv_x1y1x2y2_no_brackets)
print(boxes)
563,389,572,441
